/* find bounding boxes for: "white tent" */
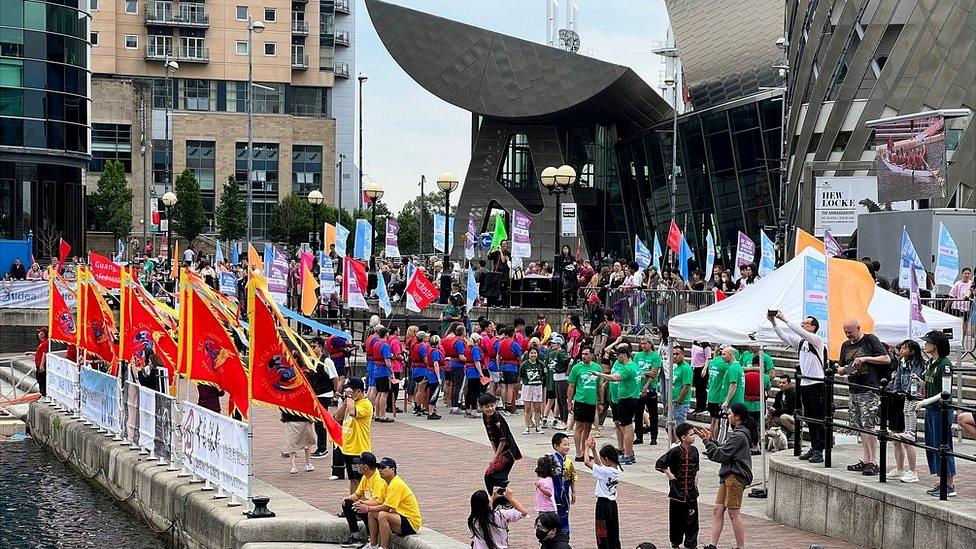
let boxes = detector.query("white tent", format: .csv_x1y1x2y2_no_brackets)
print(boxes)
668,247,964,348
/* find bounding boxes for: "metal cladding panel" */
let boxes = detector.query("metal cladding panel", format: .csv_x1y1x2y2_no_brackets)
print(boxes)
365,0,671,133
664,0,784,109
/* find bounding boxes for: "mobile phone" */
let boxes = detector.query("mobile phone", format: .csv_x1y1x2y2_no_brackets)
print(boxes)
494,486,505,496
767,309,779,317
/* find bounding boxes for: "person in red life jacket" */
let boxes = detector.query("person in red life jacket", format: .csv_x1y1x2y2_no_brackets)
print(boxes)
512,316,529,354
426,334,445,420
496,326,524,415
387,326,405,418
449,324,469,414
363,321,381,405
441,325,459,413
34,327,49,396
326,333,352,391
410,331,431,416
403,326,418,412
372,327,395,422
66,343,78,362
464,331,486,418
479,320,501,400
601,315,625,359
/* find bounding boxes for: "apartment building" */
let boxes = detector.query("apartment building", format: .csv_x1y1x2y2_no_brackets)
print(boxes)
88,0,355,241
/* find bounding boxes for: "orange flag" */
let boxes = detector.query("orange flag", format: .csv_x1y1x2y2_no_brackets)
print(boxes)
185,287,250,417
248,243,264,272
177,268,190,377
795,228,825,256
826,257,876,360
300,265,319,315
77,268,119,371
120,270,178,379
248,280,342,445
324,223,337,251
48,269,76,345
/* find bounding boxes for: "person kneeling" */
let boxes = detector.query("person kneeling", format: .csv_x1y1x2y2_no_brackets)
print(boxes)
364,458,423,549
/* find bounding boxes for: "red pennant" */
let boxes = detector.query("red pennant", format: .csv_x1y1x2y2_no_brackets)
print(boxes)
186,288,250,418
667,220,682,255
405,268,440,311
715,288,727,301
121,278,178,378
89,251,122,289
48,271,76,345
58,238,71,273
78,270,118,370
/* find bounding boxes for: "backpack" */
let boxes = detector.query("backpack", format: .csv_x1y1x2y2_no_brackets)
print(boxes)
744,371,762,402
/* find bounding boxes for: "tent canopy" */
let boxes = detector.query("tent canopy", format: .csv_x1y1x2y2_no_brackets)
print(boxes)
667,247,963,348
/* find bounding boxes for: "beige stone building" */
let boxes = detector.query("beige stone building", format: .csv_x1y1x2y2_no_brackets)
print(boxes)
87,0,353,242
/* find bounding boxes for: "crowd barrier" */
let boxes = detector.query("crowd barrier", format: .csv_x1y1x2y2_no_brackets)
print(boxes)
604,288,718,334
44,358,252,508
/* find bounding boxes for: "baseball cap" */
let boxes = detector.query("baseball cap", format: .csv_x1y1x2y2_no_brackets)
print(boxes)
587,294,600,303
378,457,397,470
353,452,377,468
345,378,365,392
549,334,564,345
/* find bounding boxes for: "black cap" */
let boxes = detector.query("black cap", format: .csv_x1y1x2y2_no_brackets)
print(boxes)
352,452,377,468
921,330,950,356
345,378,365,392
377,457,397,470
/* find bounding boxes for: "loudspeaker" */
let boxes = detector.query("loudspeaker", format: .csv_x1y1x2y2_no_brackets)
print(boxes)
481,271,503,299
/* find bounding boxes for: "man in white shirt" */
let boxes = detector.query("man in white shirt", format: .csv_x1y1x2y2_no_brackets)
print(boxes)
769,311,826,463
310,336,340,459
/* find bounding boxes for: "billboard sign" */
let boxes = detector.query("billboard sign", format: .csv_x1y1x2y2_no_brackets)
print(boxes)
874,116,947,203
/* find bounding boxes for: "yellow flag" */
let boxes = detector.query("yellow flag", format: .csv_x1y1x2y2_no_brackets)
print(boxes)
300,265,319,316
248,243,264,272
795,228,825,256
171,240,180,279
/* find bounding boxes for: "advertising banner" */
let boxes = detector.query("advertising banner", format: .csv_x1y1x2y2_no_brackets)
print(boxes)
265,246,289,306
634,236,651,270
465,217,477,261
89,252,122,289
354,219,372,259
560,203,578,237
759,230,776,277
908,264,929,341
934,223,959,287
385,219,400,258
874,116,947,202
405,269,439,311
511,210,532,258
802,255,829,346
335,223,350,258
705,231,715,277
180,401,250,500
433,214,455,254
343,257,368,310
899,227,926,291
318,251,337,297
218,269,238,297
0,281,54,309
80,366,121,434
125,381,140,443
46,354,79,411
733,232,756,280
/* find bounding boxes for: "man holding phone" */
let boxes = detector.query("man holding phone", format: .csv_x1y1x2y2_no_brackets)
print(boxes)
769,310,826,463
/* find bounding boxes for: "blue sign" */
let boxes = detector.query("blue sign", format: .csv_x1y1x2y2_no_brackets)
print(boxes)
802,256,829,345
479,233,492,250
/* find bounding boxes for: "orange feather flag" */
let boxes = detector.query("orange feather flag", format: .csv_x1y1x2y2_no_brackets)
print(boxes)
826,257,876,360
185,287,250,418
795,228,826,256
248,243,264,272
300,264,319,315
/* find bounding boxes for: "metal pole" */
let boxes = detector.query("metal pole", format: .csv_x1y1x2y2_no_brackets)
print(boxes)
337,154,344,212
140,95,149,251
554,190,562,308
440,188,451,304
358,76,365,214
164,60,172,196
669,84,678,222
370,202,377,272
246,16,255,245
166,205,173,269
878,379,890,482
419,175,426,256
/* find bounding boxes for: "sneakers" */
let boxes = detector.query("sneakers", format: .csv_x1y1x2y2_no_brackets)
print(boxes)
449,407,463,415
535,427,544,434
847,460,868,472
328,475,341,481
340,535,364,547
523,428,531,435
305,464,315,472
427,413,442,420
310,449,329,459
926,484,957,497
861,463,879,476
289,467,298,474
799,449,815,461
620,455,637,465
888,468,904,478
541,418,550,428
899,470,919,483
808,451,824,464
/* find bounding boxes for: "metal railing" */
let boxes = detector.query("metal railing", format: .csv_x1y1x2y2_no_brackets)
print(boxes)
333,60,350,78
335,0,351,14
334,28,350,46
602,288,718,334
291,54,309,69
291,20,309,35
178,46,209,62
145,4,210,27
145,44,209,62
791,369,975,501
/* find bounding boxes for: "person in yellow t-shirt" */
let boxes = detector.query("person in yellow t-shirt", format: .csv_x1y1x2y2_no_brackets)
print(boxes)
339,378,374,494
365,457,422,548
339,452,385,547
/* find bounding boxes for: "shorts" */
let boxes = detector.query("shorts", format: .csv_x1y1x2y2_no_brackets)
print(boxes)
333,360,347,377
573,402,596,423
612,398,639,427
716,475,745,510
398,515,417,536
707,402,722,418
849,391,880,430
672,403,690,425
427,371,440,385
489,371,501,383
343,454,363,481
413,371,429,384
520,385,544,402
888,394,919,439
501,371,519,384
366,363,376,387
375,376,391,393
285,421,316,453
546,389,556,400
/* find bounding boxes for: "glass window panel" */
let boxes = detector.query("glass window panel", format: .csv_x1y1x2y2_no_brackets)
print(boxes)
0,59,23,87
0,89,23,116
707,131,735,172
0,1,24,28
760,97,783,130
832,131,852,152
24,1,46,30
729,103,759,132
733,128,764,171
1,27,25,58
701,112,728,134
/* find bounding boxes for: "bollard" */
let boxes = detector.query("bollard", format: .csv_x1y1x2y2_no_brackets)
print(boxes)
878,379,889,483
938,391,950,501
824,368,835,469
793,366,802,457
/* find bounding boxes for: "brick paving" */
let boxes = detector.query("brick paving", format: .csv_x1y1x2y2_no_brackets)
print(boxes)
249,404,873,548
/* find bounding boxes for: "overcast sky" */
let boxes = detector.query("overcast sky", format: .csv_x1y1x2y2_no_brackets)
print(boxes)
355,0,671,212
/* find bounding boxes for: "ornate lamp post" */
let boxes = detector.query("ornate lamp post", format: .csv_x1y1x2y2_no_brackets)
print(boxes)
364,181,384,273
307,189,324,251
436,171,459,304
541,164,576,308
245,17,265,244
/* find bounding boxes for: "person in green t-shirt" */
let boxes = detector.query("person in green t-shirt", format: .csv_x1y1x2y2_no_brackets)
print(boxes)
740,346,776,379
702,346,736,434
596,345,641,464
567,347,604,458
542,337,572,430
921,330,956,494
670,346,693,441
519,348,545,434
721,356,746,410
632,336,663,445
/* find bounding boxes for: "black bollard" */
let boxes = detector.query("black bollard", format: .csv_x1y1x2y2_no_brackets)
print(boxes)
938,391,950,501
793,365,802,457
878,379,889,483
245,495,276,518
824,368,835,469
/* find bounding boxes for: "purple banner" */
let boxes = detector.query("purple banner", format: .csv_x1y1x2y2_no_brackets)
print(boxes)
734,231,756,279
385,219,400,257
267,246,289,305
465,217,477,261
511,210,532,258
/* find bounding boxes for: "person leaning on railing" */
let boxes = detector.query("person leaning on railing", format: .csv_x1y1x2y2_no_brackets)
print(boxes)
768,311,826,463
919,330,957,497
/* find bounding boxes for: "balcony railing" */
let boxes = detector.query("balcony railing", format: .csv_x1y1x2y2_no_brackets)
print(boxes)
145,4,210,28
335,0,350,14
145,44,209,63
291,20,309,35
179,46,209,62
335,28,350,46
292,54,309,70
333,60,350,78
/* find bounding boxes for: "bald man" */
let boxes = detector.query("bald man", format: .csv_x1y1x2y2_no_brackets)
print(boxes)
836,318,891,477
702,346,738,435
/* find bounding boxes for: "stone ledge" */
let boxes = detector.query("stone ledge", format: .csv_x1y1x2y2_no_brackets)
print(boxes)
27,401,464,549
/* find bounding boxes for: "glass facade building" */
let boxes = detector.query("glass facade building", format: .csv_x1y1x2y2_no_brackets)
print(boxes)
0,0,90,250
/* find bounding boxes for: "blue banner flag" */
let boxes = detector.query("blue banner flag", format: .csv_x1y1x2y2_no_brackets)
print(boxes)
231,242,240,265
466,265,478,313
115,239,125,262
277,304,353,340
335,223,350,257
934,223,959,287
652,234,662,271
375,268,392,317
678,233,694,280
759,230,776,277
215,240,224,265
319,251,337,297
705,230,715,278
353,219,372,259
218,268,237,296
899,226,925,290
433,214,456,253
634,235,651,270
802,255,829,345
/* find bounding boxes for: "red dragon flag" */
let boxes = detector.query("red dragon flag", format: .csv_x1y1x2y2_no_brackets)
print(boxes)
48,269,76,345
248,279,342,446
76,267,119,371
185,286,250,417
119,269,178,381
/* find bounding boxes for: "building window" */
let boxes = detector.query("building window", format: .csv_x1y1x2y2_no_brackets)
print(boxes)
264,8,276,22
224,81,246,113
90,33,98,46
180,36,205,60
292,145,322,195
91,124,133,173
235,41,248,55
124,0,137,14
832,131,852,152
91,0,99,10
149,35,173,57
124,35,138,49
186,140,216,191
264,42,276,56
236,143,280,234
289,87,327,117
178,79,214,111
180,2,205,22
252,83,284,114
497,133,535,189
236,5,248,21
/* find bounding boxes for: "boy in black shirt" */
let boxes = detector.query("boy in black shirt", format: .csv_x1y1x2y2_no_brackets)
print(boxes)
655,422,700,549
479,393,522,492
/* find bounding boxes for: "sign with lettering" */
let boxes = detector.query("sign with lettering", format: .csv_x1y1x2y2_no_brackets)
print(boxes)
46,354,79,412
813,176,906,237
79,366,122,435
180,401,250,500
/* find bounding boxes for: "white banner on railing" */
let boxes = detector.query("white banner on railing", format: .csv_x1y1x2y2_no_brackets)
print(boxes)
46,354,79,411
79,366,121,434
124,381,175,461
180,401,249,500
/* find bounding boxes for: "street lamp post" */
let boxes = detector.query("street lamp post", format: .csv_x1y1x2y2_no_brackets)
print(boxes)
336,153,346,212
364,181,384,274
664,75,678,222
357,73,368,213
307,189,324,251
246,17,266,245
162,191,178,275
163,59,179,194
541,165,576,308
436,172,459,304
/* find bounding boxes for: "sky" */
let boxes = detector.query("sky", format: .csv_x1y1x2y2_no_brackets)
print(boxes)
354,0,672,212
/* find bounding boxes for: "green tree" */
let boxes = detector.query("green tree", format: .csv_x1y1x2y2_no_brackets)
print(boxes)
269,194,313,246
397,190,447,255
215,175,247,242
172,169,207,243
89,160,133,240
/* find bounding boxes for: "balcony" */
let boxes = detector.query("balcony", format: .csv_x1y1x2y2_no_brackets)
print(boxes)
292,53,309,70
145,4,210,28
335,28,350,46
145,44,209,63
335,0,350,14
333,60,349,78
291,20,309,36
